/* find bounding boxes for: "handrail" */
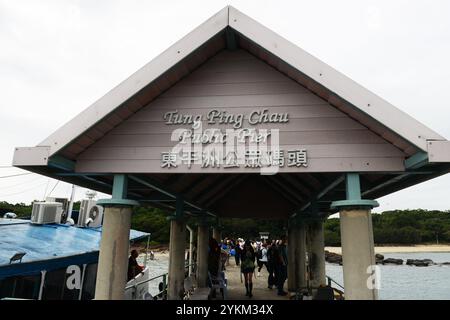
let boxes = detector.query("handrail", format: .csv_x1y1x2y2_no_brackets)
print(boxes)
326,275,344,291
125,273,168,290
125,263,196,294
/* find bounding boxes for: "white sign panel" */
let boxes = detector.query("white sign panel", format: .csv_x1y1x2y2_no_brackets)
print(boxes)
161,109,308,174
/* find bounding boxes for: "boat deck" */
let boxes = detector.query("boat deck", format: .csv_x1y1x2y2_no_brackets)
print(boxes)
0,218,149,268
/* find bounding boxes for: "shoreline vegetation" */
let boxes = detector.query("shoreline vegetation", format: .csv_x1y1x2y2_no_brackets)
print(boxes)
2,201,450,248
138,245,450,269
134,244,450,255
325,245,450,254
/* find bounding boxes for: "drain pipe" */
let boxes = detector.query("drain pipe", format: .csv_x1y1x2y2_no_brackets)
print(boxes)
186,224,194,276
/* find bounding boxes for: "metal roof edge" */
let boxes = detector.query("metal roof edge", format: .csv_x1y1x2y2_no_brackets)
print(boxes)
228,6,447,151
18,5,448,158
12,146,50,167
36,6,230,157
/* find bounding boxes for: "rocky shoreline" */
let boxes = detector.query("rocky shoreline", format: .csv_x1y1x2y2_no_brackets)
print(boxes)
324,250,450,267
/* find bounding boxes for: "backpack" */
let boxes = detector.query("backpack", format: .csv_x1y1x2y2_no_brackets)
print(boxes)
256,249,263,260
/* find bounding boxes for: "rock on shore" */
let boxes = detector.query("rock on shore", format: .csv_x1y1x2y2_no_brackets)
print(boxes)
324,250,342,265
324,250,445,267
382,258,403,265
406,259,434,267
325,251,387,265
375,254,384,264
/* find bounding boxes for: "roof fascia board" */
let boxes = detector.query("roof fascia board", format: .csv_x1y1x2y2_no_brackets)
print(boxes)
228,6,445,151
12,146,50,167
38,6,230,157
427,140,450,162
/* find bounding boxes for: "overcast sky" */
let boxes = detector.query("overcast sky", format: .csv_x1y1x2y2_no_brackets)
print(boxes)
1,0,449,212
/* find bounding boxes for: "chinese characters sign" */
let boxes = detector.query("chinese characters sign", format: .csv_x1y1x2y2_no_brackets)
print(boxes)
160,108,309,173
161,149,308,169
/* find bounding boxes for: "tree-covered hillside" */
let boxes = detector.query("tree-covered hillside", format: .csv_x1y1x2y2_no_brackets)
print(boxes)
325,210,450,246
1,201,449,245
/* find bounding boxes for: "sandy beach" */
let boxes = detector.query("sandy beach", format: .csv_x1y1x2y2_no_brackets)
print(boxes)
325,245,450,254
142,245,450,258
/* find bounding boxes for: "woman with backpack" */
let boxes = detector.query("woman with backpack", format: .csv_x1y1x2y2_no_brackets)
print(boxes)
241,240,256,298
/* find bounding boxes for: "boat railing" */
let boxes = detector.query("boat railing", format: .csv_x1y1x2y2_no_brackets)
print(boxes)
326,275,345,299
125,262,196,299
326,275,344,291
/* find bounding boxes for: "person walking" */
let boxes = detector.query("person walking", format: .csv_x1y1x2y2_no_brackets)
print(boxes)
234,238,243,266
208,237,221,277
224,239,231,266
266,240,276,289
208,237,221,298
273,237,288,296
240,240,256,298
219,244,230,271
257,243,268,276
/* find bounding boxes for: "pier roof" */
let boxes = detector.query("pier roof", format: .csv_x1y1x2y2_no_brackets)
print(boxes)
12,6,450,219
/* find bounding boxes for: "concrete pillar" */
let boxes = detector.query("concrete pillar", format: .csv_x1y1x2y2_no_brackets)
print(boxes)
295,222,307,291
307,219,326,289
331,173,379,300
196,223,209,287
167,217,187,300
340,208,378,300
287,223,297,292
94,206,132,300
212,227,222,243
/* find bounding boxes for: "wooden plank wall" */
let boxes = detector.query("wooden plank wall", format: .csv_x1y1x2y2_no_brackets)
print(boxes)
76,50,405,173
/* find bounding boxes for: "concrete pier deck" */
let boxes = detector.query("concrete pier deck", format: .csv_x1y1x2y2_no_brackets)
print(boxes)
223,260,289,300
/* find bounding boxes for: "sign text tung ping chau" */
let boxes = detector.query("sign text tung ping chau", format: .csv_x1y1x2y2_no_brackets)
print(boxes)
160,108,308,173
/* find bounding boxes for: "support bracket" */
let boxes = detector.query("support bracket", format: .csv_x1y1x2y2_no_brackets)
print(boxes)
330,173,378,211
97,174,139,207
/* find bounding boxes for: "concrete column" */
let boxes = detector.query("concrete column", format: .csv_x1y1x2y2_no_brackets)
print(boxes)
287,223,297,292
212,227,222,243
167,217,187,300
340,208,378,300
331,173,379,300
307,219,326,289
196,223,209,287
295,222,307,291
94,206,132,300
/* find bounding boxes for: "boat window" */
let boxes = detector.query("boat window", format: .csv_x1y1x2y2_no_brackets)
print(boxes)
41,266,81,300
0,274,41,300
81,263,98,300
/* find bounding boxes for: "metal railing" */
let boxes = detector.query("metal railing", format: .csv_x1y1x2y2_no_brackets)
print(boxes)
326,275,344,300
326,275,344,291
125,262,196,299
125,272,168,297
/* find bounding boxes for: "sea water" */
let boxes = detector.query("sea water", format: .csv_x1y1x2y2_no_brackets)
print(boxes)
139,252,450,299
137,254,171,297
325,252,450,300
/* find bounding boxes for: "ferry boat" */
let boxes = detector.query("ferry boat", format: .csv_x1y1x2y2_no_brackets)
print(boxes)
0,207,151,300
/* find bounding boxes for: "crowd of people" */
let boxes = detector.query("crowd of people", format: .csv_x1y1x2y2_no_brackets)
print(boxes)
127,234,291,299
210,236,289,298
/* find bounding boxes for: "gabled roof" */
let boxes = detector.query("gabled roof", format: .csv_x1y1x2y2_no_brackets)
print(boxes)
11,6,450,218
14,6,449,167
